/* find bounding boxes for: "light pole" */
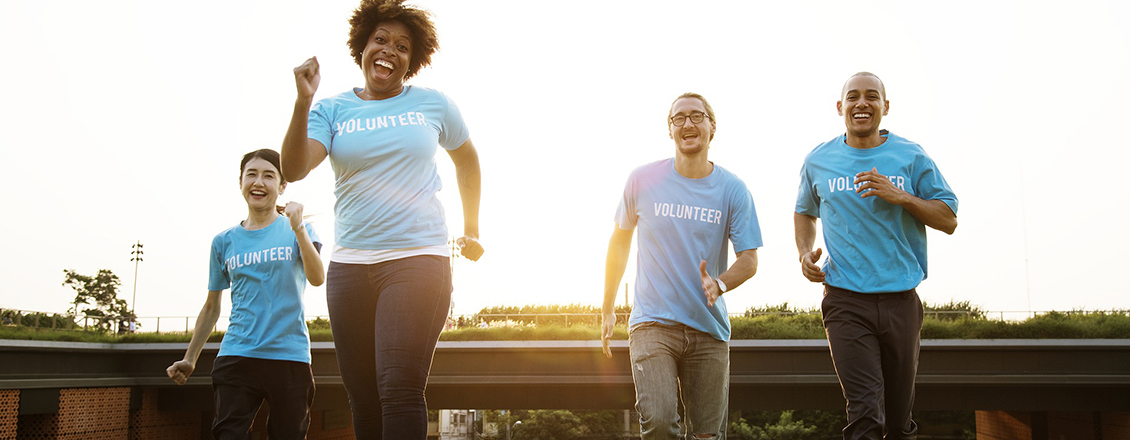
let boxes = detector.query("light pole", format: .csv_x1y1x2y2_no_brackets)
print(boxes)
130,241,144,314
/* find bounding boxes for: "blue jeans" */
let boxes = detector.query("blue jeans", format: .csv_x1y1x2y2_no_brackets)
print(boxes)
629,321,729,440
327,256,452,440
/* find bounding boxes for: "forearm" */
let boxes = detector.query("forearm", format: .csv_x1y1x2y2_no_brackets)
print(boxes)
281,97,314,182
603,229,632,313
455,156,481,238
794,212,818,258
295,226,325,286
718,250,758,291
900,197,957,234
183,296,221,365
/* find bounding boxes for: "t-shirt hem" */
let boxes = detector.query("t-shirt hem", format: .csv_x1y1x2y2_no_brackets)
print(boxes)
330,244,449,264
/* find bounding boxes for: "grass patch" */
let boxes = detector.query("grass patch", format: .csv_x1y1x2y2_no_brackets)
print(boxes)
0,327,119,343
922,311,1130,339
4,309,1128,343
730,314,826,339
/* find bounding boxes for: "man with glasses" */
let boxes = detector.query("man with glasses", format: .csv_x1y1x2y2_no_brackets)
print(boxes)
794,72,958,439
602,92,762,439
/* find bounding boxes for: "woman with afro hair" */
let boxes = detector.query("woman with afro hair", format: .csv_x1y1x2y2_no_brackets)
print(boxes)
280,0,484,437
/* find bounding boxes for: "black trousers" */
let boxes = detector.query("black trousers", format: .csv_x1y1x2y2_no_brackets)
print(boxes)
210,355,315,440
822,285,923,440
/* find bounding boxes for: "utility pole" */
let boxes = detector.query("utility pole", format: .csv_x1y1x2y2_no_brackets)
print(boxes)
130,241,144,313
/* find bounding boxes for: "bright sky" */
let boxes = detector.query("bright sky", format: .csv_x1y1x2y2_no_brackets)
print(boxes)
2,0,1128,324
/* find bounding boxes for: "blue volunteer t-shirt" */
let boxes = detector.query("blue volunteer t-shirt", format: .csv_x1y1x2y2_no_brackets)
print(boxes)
308,86,470,250
209,216,320,364
795,131,958,293
616,159,763,341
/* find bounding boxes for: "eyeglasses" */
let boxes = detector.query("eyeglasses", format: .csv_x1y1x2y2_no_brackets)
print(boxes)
669,111,710,126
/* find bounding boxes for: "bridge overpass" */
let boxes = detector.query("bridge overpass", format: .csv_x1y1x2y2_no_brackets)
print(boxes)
3,338,1128,413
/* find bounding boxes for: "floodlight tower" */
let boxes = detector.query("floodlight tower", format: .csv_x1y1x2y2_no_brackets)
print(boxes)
130,241,144,313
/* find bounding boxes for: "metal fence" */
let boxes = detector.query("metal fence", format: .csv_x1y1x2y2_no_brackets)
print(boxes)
3,308,1127,334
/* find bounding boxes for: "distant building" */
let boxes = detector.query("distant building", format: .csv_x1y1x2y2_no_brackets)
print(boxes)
433,409,474,440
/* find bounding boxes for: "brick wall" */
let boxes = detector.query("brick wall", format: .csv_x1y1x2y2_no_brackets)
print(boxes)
1101,411,1130,439
0,390,17,440
129,388,200,440
977,410,1034,440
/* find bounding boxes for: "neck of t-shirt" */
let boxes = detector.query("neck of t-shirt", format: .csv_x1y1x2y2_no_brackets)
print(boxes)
844,129,889,149
242,212,280,231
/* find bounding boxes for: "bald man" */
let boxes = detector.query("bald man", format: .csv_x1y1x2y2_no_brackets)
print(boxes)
794,72,959,440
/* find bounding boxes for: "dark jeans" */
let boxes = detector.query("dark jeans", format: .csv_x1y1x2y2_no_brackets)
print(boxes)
822,285,922,440
210,355,314,440
327,256,452,439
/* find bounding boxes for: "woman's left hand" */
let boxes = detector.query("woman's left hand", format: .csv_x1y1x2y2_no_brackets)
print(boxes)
283,202,305,232
456,236,484,261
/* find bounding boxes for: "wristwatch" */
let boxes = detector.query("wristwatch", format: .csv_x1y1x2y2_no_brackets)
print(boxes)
714,277,728,293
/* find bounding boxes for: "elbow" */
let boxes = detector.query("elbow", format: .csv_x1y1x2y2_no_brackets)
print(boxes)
738,251,759,281
938,216,958,235
201,295,221,313
307,264,325,287
744,266,758,282
200,301,222,323
932,222,957,235
281,163,308,182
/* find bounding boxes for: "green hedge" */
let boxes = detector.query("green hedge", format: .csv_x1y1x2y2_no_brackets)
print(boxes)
3,308,1127,343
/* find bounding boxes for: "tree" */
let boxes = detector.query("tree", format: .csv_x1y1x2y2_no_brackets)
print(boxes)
729,411,819,440
62,269,134,331
573,410,626,439
512,410,583,440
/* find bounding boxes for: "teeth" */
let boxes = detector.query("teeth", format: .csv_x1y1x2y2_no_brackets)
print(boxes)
375,60,393,69
853,113,870,119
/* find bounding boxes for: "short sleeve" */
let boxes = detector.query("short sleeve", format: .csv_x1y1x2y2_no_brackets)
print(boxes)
207,234,230,291
304,222,321,246
728,181,763,253
613,173,638,230
307,99,334,154
794,161,821,217
914,156,959,215
296,222,323,256
438,94,470,151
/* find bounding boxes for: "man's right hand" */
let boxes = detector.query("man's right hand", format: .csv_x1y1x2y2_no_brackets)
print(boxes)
800,248,826,283
293,56,321,100
601,311,615,359
166,360,194,386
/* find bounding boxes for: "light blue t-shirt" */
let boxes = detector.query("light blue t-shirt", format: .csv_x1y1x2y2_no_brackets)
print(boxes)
795,131,958,293
616,159,763,341
308,86,470,249
209,216,320,364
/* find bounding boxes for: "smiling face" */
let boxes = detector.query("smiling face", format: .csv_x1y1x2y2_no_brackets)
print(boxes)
240,157,285,212
837,74,889,141
359,20,413,100
669,97,716,156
